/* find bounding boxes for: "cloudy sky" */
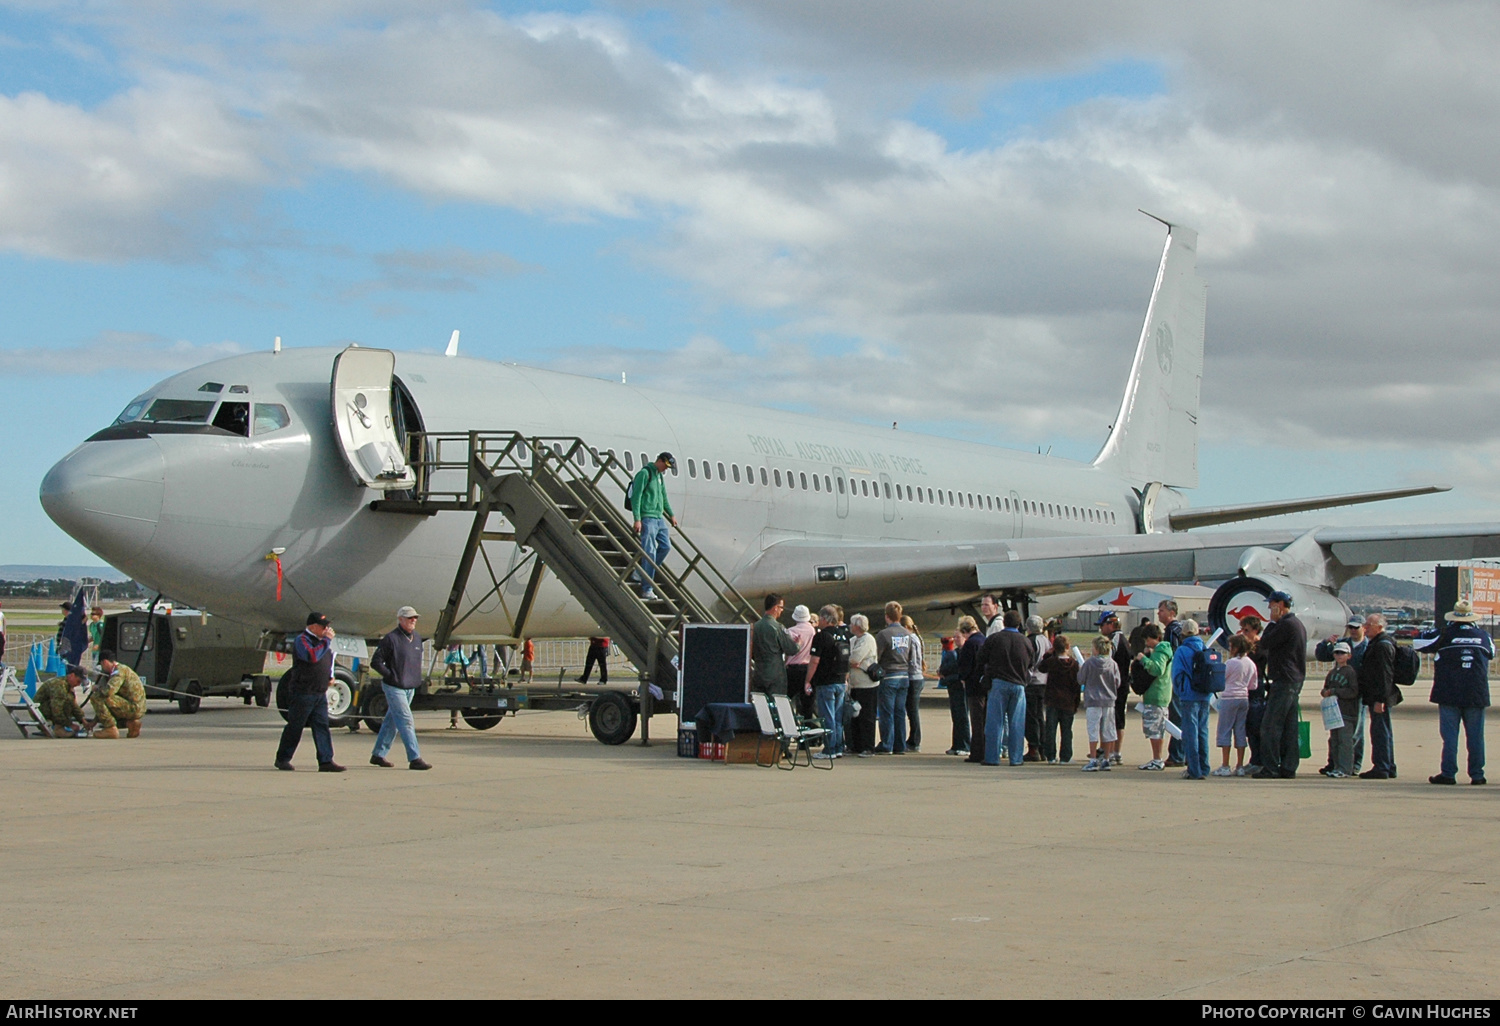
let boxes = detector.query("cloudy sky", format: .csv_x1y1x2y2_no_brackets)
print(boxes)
3,0,1497,582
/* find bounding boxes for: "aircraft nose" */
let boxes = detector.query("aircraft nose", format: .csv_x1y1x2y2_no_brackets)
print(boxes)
40,438,165,562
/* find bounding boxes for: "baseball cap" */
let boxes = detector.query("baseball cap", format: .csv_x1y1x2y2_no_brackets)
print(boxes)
1347,616,1363,628
1267,590,1294,607
656,451,676,469
1333,642,1352,655
397,606,419,619
1096,610,1120,626
306,612,331,627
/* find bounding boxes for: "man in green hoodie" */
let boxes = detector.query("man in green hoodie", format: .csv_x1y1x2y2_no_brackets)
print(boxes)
630,452,679,600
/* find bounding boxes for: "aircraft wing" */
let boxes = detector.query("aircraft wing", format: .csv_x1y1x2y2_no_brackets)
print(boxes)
734,522,1500,606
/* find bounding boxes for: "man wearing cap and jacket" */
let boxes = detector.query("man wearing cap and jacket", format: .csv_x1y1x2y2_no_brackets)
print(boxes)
630,452,679,600
369,606,432,770
275,612,346,772
1254,591,1307,779
1416,600,1494,785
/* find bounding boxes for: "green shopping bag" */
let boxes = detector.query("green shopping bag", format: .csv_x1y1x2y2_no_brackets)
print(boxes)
1297,703,1312,759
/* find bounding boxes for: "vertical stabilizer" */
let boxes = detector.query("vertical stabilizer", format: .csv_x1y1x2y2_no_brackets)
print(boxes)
1092,218,1206,489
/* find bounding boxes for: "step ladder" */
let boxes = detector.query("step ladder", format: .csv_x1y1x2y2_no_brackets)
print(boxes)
370,432,760,729
1,666,58,738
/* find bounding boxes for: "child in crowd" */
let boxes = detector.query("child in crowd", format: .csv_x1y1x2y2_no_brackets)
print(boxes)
1039,634,1080,763
1214,634,1259,776
1080,634,1120,772
1133,622,1174,771
1320,642,1360,778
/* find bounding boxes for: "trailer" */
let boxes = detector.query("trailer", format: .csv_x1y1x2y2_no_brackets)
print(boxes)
354,673,644,744
102,611,272,713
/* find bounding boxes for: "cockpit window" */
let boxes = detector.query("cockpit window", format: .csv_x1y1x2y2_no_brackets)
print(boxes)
253,403,291,435
228,384,250,394
143,399,216,423
114,399,149,425
198,382,224,393
212,401,250,437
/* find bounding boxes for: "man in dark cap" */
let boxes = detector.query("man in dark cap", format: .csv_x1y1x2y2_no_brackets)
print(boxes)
274,612,346,772
629,452,679,600
1253,590,1307,779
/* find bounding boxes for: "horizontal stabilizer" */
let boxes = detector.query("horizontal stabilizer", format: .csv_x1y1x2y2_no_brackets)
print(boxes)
1166,485,1450,532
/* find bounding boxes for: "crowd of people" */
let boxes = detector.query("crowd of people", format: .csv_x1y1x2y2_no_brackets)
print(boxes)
748,589,1492,784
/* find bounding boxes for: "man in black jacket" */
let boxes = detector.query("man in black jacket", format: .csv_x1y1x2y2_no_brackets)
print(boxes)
275,612,345,772
369,606,432,770
1358,613,1401,779
980,610,1036,767
1254,591,1307,779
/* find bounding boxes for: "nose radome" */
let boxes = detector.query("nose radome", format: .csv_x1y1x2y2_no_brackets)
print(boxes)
40,439,165,563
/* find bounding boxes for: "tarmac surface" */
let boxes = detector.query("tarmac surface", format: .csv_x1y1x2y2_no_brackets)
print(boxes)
2,694,1496,1000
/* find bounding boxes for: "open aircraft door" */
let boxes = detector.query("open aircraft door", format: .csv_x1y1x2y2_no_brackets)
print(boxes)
330,346,416,490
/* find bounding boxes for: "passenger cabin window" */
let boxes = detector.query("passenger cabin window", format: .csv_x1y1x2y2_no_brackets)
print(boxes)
624,452,634,471
882,481,891,499
732,465,741,483
836,476,844,494
801,472,809,490
253,404,291,435
211,401,249,436
144,399,215,423
773,469,782,487
859,479,868,496
716,462,725,481
640,452,649,470
759,467,768,486
687,459,696,478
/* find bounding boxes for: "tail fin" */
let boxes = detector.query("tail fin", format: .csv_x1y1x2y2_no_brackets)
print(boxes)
1092,217,1206,489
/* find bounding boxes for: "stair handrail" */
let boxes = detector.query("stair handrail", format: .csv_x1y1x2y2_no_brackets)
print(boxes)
406,430,759,626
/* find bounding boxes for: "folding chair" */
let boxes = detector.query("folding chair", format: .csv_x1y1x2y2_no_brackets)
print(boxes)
772,694,833,770
750,691,793,769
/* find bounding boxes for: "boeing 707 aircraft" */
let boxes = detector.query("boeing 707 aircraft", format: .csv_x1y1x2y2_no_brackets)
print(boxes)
38,220,1500,659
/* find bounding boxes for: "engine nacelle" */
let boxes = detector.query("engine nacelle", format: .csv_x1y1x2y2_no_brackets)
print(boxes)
1207,573,1351,656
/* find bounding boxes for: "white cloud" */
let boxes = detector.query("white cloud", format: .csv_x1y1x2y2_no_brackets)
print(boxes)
0,331,242,375
2,1,1499,464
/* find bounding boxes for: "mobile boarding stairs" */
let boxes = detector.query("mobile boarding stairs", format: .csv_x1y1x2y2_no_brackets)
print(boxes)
371,432,759,745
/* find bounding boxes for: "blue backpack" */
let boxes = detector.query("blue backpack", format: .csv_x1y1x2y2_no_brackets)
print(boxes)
1190,646,1226,694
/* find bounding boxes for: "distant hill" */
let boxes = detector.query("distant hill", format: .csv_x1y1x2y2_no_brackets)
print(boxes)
1340,573,1431,605
0,565,132,583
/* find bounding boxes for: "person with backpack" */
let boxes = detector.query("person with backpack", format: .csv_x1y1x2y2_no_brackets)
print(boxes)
1132,622,1174,770
1253,591,1307,780
1357,613,1401,779
804,605,850,758
1415,600,1493,785
1171,618,1215,779
628,452,678,600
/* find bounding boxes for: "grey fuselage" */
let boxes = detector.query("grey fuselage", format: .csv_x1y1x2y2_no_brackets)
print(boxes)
41,347,1156,639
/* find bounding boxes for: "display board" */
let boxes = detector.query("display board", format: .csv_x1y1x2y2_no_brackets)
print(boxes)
678,623,751,729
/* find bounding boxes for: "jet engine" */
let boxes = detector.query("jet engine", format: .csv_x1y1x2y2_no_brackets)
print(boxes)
1206,573,1352,650
1205,534,1369,653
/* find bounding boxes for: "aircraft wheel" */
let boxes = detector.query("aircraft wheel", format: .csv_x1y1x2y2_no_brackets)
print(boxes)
462,708,503,730
253,675,271,708
327,669,356,727
178,680,202,715
588,691,638,746
276,671,292,722
362,687,388,735
277,669,358,726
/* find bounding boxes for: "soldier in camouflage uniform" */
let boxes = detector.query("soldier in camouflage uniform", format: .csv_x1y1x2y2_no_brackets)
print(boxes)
34,667,89,737
92,649,146,738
